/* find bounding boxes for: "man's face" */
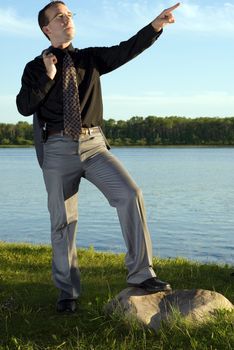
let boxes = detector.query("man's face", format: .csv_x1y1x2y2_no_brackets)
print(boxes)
43,4,76,45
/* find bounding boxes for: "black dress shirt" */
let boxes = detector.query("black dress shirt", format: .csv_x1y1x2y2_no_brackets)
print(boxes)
16,24,162,131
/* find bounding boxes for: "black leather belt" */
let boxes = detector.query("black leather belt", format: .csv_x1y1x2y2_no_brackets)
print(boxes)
47,127,100,137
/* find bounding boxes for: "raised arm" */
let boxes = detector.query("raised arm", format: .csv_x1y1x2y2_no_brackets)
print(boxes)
92,3,180,75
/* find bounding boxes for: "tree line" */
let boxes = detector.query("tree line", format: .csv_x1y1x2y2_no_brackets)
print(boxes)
1,116,234,146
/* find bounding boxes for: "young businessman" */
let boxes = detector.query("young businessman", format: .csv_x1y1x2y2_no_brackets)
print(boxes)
17,1,180,313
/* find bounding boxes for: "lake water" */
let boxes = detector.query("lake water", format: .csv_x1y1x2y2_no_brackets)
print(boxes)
0,147,233,266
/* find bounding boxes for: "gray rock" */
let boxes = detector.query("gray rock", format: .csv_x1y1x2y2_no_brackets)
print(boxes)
104,288,234,332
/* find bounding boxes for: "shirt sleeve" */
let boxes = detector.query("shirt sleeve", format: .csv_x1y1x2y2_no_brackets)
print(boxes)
16,60,55,116
90,24,163,75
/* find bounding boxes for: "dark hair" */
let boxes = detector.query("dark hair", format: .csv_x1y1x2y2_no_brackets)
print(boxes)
38,1,65,39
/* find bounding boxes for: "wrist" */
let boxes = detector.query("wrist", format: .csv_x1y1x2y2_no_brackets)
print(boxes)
46,70,56,80
151,22,162,33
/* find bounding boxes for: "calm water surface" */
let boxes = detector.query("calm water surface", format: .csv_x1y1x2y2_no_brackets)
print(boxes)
0,147,233,265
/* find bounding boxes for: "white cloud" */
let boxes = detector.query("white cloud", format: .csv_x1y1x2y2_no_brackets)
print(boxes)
178,1,234,33
2,1,234,40
79,0,234,38
1,91,234,123
0,7,39,37
104,91,234,118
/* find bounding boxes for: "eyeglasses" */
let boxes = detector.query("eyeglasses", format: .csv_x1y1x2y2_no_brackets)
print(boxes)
47,12,75,25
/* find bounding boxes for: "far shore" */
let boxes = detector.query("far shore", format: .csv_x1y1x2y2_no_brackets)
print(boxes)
1,144,234,149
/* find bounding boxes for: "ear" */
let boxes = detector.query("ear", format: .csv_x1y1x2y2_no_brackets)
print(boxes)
42,25,51,37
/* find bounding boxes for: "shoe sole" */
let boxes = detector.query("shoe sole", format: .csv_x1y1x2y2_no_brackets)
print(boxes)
128,284,172,293
56,301,77,313
56,308,76,314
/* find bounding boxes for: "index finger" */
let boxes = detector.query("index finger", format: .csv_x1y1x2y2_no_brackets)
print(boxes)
42,49,50,56
164,2,180,13
43,52,53,59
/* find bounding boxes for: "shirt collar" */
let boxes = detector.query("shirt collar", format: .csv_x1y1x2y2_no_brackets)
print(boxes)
50,43,75,55
41,43,76,60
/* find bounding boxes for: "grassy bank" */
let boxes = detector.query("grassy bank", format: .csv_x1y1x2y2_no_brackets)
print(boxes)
0,145,33,148
0,242,233,350
1,145,234,148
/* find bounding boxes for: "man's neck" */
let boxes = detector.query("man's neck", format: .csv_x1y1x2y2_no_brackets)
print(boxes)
51,40,71,49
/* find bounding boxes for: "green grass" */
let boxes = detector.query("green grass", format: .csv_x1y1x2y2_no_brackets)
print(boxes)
0,145,33,148
0,242,233,350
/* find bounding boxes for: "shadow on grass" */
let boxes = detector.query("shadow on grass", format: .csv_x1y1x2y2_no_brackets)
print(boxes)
0,263,128,348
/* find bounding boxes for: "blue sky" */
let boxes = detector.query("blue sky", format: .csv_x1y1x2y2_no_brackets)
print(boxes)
1,0,234,123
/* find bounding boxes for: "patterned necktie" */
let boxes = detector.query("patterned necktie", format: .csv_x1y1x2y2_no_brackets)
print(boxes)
63,52,82,140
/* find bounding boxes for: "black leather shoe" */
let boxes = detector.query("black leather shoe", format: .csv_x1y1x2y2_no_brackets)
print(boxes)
56,299,77,313
128,277,172,293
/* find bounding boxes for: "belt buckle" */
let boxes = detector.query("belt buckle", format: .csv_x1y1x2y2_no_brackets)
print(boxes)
84,127,91,135
80,127,98,135
89,127,99,135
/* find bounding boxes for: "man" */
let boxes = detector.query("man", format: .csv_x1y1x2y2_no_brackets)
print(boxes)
16,1,180,313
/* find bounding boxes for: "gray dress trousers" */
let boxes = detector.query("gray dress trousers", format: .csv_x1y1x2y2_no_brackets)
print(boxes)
42,128,156,301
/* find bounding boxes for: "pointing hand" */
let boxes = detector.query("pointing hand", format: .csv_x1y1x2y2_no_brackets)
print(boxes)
151,3,180,32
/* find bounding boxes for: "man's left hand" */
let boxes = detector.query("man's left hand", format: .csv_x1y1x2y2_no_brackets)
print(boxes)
151,3,180,32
